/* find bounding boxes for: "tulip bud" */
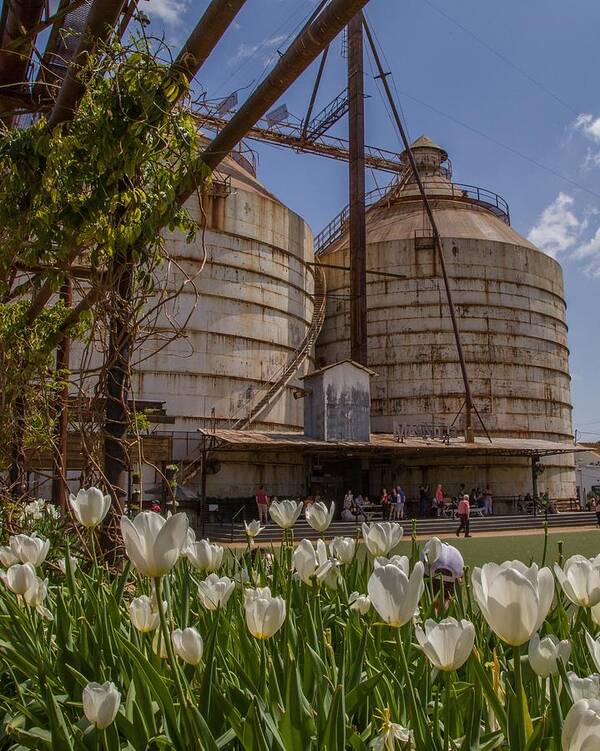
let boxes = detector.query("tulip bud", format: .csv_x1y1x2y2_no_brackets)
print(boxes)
348,592,371,615
416,617,475,671
152,629,168,659
172,627,203,665
243,587,286,639
22,576,48,608
528,633,571,678
268,500,303,529
0,546,18,567
367,561,424,627
555,555,600,608
374,555,409,573
305,501,335,533
57,556,79,576
292,539,318,584
562,699,600,750
197,573,235,611
1,563,37,595
82,682,121,729
362,522,403,557
472,561,554,646
129,595,161,633
567,672,600,702
9,534,50,567
185,540,224,572
120,512,189,577
331,537,355,564
69,487,111,529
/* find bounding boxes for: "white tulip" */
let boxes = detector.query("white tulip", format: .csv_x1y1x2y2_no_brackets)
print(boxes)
555,555,600,607
9,534,49,567
244,520,264,539
315,557,341,590
128,595,161,633
0,546,18,567
23,576,48,608
152,628,168,658
415,617,475,672
305,501,335,532
374,555,409,574
528,633,571,677
82,681,121,729
592,601,600,627
1,563,37,595
331,536,355,564
586,631,600,673
69,487,111,529
562,699,600,751
349,592,371,615
24,499,45,519
292,539,318,584
182,527,196,555
362,522,403,557
197,573,235,611
422,537,443,565
568,672,600,702
367,561,424,627
269,500,303,529
172,627,203,665
57,556,79,576
243,586,286,639
185,540,224,572
472,561,554,646
120,512,188,577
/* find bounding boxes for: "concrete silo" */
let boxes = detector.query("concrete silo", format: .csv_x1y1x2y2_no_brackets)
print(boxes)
316,136,575,501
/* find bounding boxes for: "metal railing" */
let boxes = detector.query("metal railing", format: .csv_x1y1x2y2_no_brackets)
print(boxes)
314,179,511,255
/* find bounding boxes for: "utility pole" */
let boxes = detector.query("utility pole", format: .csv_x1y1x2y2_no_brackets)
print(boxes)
347,11,368,366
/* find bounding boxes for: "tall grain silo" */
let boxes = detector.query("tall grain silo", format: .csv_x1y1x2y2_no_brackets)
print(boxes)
130,151,318,498
316,135,575,501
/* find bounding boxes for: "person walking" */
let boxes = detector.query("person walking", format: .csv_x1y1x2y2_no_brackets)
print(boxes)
433,484,444,518
255,485,269,524
456,494,471,537
396,485,406,520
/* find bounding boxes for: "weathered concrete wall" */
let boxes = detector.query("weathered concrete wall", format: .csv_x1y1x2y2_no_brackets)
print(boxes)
317,191,576,499
132,159,315,431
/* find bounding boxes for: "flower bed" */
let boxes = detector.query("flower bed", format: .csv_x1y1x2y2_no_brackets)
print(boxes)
0,493,599,749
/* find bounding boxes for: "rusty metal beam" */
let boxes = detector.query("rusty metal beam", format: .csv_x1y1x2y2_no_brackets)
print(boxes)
47,0,125,128
363,17,478,443
348,11,367,365
194,0,372,179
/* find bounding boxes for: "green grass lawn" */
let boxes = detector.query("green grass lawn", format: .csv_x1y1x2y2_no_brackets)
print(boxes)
395,529,600,567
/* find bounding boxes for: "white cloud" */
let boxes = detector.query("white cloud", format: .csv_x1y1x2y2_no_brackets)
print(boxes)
230,34,287,66
527,193,583,257
574,113,600,143
582,149,600,171
144,0,188,25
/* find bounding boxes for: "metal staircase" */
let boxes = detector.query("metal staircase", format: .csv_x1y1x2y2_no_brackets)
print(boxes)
230,259,327,430
180,260,327,483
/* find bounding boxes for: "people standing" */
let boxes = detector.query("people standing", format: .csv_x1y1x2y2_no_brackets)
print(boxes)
433,484,444,517
388,487,398,520
255,485,269,523
419,483,429,518
396,485,406,520
456,494,471,537
482,487,493,516
380,488,391,520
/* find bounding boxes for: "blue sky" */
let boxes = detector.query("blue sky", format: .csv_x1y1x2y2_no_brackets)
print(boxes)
143,0,599,439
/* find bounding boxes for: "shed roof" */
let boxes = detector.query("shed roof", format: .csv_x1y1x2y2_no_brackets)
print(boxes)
196,430,583,458
302,359,377,380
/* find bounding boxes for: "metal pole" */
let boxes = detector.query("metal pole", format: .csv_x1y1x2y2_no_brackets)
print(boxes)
200,449,208,538
51,279,72,513
195,0,372,177
301,46,329,141
532,455,539,516
347,11,368,365
363,19,476,442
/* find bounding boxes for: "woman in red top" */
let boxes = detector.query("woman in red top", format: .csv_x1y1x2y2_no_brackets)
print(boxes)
255,486,269,524
456,494,471,537
380,488,391,520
